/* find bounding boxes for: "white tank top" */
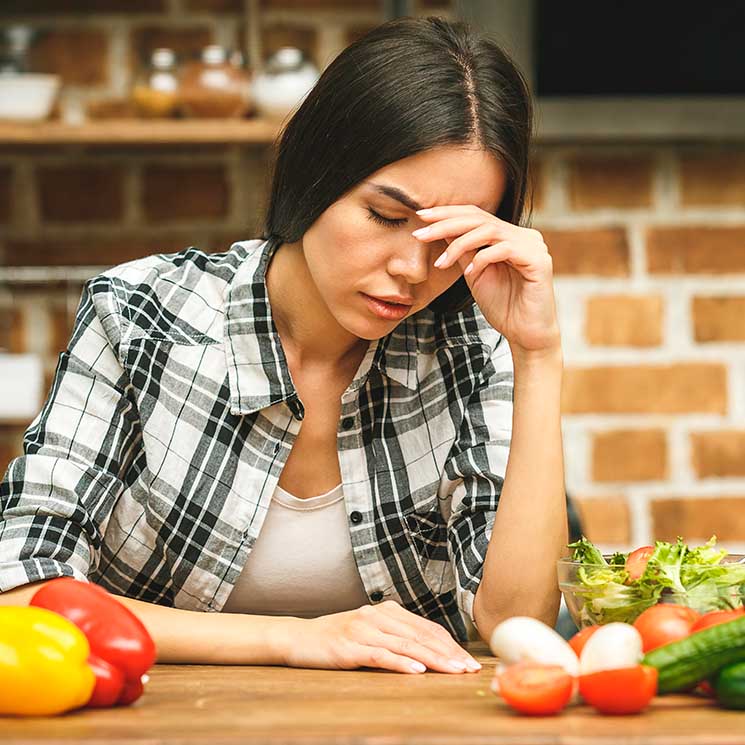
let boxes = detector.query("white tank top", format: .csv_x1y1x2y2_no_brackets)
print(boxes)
221,483,371,617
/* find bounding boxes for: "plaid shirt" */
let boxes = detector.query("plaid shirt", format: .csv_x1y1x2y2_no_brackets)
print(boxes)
0,238,513,641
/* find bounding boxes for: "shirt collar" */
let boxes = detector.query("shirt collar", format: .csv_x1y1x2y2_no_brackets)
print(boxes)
223,238,480,417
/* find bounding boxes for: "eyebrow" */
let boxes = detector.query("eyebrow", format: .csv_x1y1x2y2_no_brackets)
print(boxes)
368,183,424,212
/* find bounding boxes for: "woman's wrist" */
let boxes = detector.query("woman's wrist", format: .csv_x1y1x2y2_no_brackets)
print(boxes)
510,340,563,373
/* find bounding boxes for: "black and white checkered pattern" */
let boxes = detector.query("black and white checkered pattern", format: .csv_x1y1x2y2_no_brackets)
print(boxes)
0,238,513,640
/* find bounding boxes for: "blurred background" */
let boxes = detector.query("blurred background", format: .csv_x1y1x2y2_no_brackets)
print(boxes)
1,0,745,558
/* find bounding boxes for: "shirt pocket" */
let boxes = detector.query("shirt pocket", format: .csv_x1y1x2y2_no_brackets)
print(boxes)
402,497,452,595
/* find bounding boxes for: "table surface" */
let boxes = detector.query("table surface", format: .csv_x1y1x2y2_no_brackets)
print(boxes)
3,643,745,745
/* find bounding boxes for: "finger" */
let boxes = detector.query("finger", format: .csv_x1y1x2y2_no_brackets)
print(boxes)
464,242,552,284
347,642,429,675
355,629,473,674
412,215,495,244
376,602,480,669
434,223,504,270
373,610,480,670
415,205,505,223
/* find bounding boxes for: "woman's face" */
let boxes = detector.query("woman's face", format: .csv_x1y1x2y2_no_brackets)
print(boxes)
301,145,508,340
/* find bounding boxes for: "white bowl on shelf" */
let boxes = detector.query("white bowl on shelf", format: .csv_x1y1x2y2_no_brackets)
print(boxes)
0,73,60,122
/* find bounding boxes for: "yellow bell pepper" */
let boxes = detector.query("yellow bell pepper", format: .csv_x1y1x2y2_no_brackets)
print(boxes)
0,606,95,716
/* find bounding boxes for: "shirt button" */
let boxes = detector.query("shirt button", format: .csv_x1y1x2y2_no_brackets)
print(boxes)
341,417,354,430
350,510,363,524
370,591,384,602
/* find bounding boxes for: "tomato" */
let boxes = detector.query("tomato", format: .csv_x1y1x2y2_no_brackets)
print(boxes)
569,625,599,657
497,663,574,716
626,546,654,581
579,665,658,715
633,604,700,653
690,609,745,634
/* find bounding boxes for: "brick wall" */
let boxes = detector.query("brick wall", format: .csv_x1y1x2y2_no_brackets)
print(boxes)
2,2,745,555
535,147,745,553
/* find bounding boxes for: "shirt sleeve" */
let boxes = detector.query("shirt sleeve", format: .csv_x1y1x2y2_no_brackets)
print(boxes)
442,336,514,628
0,276,141,593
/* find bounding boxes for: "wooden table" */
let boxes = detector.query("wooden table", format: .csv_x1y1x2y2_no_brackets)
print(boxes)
3,643,744,744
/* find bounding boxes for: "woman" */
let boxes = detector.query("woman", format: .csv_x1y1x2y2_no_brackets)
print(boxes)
0,17,566,676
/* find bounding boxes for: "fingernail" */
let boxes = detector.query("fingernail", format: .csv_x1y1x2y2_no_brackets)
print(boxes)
411,661,426,673
448,659,467,671
412,227,430,238
466,659,482,672
416,208,433,216
464,262,473,276
434,251,447,268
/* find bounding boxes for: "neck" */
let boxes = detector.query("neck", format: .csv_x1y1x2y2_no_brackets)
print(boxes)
266,240,368,369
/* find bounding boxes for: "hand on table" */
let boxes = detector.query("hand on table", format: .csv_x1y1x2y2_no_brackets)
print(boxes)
283,601,481,675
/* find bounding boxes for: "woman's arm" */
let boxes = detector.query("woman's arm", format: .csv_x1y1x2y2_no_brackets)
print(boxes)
0,580,294,664
472,345,566,641
0,581,481,673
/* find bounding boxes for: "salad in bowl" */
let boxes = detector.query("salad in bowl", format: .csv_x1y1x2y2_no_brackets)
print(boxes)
558,536,745,627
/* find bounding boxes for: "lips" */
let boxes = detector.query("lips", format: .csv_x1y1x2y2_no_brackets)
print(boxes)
361,293,413,321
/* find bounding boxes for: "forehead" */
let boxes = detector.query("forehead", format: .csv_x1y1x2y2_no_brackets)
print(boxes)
362,146,508,214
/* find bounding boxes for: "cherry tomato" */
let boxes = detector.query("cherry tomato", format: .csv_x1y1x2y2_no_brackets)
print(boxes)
569,625,599,657
633,604,700,653
579,665,658,715
626,546,654,581
690,608,745,634
497,663,574,716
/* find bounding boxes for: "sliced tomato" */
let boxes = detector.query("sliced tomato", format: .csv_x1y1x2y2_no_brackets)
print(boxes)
633,604,700,653
626,546,654,581
690,608,745,634
579,665,658,715
569,625,599,657
497,663,574,716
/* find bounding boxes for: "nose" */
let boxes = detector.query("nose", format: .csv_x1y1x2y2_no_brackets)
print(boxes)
387,235,436,286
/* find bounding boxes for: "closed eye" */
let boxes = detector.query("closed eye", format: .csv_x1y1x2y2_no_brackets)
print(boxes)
366,207,407,228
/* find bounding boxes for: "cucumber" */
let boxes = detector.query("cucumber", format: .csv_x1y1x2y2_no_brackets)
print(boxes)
642,615,745,693
714,661,745,710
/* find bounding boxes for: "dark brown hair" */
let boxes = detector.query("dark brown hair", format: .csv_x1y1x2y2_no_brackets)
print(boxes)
263,15,535,314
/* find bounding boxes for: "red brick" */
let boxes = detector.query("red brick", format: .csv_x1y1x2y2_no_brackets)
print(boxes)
0,307,25,353
562,364,727,415
0,425,27,480
49,303,77,356
586,295,663,347
567,154,654,210
37,165,124,223
691,431,745,478
142,165,229,222
1,0,165,11
0,166,11,225
2,236,201,268
540,227,630,276
130,26,214,69
680,151,745,207
647,226,745,274
692,297,745,342
30,29,109,86
573,497,631,544
651,497,745,543
592,429,667,482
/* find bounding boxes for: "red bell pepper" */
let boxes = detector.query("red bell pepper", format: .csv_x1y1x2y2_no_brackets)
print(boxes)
30,577,156,707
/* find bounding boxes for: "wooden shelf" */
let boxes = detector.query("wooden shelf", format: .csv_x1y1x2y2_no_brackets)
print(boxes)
0,118,282,146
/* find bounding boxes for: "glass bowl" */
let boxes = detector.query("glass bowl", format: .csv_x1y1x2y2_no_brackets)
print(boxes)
558,554,745,628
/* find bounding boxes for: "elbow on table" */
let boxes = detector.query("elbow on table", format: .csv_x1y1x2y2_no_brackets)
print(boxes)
472,586,562,645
